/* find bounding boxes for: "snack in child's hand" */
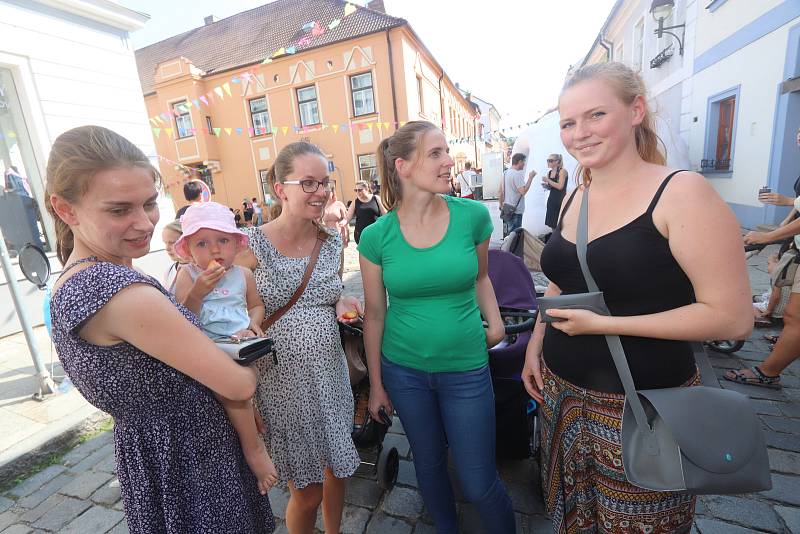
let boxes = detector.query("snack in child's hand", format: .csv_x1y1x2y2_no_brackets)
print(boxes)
207,259,221,270
342,311,358,320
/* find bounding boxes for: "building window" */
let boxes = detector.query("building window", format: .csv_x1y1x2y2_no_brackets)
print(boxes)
249,97,271,135
206,116,213,134
350,72,375,116
358,154,377,182
173,101,193,138
633,18,644,71
416,76,424,115
297,86,320,126
702,86,739,173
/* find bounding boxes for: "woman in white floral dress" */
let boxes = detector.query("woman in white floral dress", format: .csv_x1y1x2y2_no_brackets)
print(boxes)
240,141,362,534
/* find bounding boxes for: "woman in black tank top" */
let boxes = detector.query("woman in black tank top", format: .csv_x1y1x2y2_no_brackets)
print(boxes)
522,62,752,534
346,180,386,243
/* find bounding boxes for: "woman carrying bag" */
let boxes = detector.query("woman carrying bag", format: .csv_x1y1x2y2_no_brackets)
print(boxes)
522,62,753,533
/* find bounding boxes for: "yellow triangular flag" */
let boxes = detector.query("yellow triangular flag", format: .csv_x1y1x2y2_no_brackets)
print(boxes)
282,126,289,135
224,128,232,136
332,124,339,133
344,2,357,17
366,122,373,131
222,83,232,97
152,128,161,138
383,122,390,129
272,48,286,58
262,57,273,64
399,121,407,127
214,86,224,99
165,127,173,137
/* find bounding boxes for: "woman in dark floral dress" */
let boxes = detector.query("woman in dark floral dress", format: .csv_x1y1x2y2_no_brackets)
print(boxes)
46,125,274,534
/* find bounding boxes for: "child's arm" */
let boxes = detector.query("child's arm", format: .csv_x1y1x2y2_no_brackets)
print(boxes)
175,264,225,314
243,267,266,336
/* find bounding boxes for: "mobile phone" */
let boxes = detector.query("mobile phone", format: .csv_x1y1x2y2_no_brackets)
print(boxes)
758,186,771,196
378,406,393,427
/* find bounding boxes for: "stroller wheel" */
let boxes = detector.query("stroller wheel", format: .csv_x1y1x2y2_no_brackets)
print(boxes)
705,339,745,354
376,447,399,490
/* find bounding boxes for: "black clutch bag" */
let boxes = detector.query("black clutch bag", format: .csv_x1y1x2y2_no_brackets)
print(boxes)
215,337,276,365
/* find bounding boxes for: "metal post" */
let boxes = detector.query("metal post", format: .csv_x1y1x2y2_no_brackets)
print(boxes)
0,228,56,400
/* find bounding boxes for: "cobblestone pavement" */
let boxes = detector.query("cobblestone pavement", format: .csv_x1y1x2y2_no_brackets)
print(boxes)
1,203,799,532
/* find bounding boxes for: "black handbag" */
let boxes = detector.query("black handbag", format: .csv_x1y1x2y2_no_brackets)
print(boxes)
572,186,771,494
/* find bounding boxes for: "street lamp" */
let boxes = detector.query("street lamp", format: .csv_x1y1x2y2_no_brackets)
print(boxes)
650,0,686,55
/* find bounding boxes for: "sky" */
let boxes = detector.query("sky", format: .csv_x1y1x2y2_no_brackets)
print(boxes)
124,0,617,129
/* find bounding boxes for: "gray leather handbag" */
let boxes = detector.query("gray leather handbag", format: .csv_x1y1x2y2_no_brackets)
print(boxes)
573,186,772,495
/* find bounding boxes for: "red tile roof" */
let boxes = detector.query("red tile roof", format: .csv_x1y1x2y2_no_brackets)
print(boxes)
134,0,406,94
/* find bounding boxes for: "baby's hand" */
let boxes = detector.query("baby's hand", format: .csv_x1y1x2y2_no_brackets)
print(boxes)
193,262,225,297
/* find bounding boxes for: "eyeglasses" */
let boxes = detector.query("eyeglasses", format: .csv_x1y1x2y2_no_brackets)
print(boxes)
282,179,336,193
354,187,365,192
546,158,557,163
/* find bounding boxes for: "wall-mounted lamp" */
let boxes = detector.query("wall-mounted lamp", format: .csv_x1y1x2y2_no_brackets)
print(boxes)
651,0,686,55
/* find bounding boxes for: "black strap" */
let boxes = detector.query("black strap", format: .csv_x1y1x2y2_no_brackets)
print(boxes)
557,187,581,229
56,256,99,282
645,170,685,214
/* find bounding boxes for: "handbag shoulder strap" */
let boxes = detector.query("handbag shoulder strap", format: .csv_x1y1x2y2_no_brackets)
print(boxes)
262,229,328,330
576,188,658,447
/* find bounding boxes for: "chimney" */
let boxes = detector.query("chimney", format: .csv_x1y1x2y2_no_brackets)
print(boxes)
367,0,386,13
204,15,219,26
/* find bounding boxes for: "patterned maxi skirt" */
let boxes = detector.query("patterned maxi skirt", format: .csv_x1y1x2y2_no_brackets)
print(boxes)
539,361,698,534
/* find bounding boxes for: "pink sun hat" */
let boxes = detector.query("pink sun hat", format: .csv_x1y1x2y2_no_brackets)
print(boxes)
173,201,249,260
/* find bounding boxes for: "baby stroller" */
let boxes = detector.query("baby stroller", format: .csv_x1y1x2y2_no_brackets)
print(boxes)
340,322,399,490
487,249,539,459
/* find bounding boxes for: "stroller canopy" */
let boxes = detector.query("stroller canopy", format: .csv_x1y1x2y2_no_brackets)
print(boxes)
488,249,536,310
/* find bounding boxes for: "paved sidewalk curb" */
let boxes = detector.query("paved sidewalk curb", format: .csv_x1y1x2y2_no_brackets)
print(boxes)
0,407,105,489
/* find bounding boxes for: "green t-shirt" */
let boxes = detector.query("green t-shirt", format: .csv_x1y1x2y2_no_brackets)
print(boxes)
358,196,494,372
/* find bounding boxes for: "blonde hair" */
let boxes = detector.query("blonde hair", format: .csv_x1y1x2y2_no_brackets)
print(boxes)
355,180,369,190
376,121,438,210
45,125,161,264
265,141,326,220
562,62,666,186
163,219,182,235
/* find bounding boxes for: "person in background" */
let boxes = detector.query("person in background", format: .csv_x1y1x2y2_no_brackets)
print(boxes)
242,197,254,227
345,180,386,244
726,125,800,388
370,179,380,196
542,153,568,231
175,180,202,219
360,121,514,534
252,197,263,226
498,153,536,236
161,219,186,292
323,187,349,246
456,161,477,199
45,125,274,534
522,62,751,533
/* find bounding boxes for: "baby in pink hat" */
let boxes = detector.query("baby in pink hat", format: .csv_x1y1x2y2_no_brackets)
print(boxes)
173,201,278,493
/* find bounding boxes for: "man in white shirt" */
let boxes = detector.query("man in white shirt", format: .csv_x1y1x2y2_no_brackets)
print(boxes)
499,153,536,236
457,162,476,199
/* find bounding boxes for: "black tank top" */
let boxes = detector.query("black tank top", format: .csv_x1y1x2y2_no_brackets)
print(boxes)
354,196,381,236
540,171,696,393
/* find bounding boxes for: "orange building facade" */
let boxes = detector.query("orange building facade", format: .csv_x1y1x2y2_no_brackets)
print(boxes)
136,2,480,212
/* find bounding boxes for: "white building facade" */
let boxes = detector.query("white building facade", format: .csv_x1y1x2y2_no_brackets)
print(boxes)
687,0,800,227
0,0,159,337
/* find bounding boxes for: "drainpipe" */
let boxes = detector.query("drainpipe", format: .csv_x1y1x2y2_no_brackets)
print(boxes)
599,34,613,61
438,74,445,130
385,30,399,126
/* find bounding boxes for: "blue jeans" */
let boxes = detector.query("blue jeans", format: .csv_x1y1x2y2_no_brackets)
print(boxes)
504,213,523,237
381,357,515,534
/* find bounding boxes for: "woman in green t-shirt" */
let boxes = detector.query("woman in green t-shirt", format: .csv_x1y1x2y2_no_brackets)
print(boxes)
359,121,515,533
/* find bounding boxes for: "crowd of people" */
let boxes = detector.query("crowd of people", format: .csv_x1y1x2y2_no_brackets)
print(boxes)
43,60,785,534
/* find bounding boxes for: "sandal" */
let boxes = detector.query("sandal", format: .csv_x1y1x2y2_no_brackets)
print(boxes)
723,366,782,390
762,334,779,344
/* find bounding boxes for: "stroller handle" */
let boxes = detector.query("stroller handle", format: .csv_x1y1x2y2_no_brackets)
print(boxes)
500,310,538,335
